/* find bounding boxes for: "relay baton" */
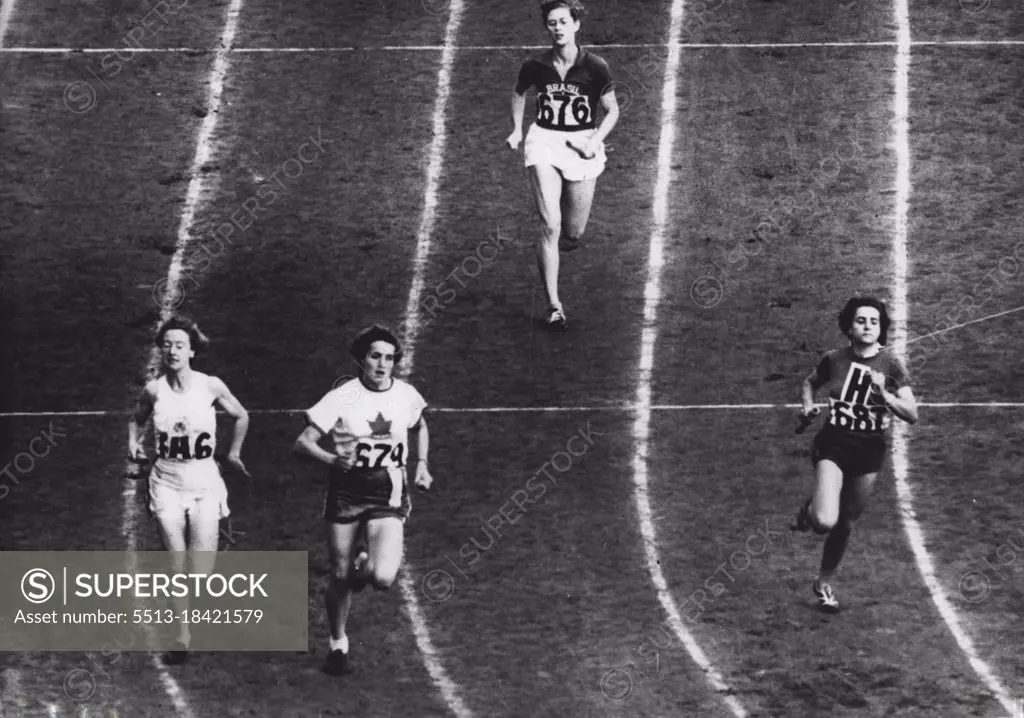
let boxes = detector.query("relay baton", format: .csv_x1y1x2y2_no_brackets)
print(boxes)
795,407,821,435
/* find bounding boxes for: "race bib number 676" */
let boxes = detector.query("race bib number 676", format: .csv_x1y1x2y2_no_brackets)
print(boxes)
538,92,593,128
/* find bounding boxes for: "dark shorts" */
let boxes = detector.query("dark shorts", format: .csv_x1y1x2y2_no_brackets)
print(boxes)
812,427,888,478
322,466,411,524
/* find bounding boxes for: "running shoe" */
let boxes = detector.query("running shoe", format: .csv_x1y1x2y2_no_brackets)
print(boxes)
545,306,568,331
323,649,353,676
791,499,812,532
813,579,840,613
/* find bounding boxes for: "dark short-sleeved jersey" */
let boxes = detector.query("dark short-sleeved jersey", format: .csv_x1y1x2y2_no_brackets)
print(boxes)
812,347,912,434
514,49,612,132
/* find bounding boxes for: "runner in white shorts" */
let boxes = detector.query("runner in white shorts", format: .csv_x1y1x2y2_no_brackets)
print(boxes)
506,0,620,331
128,314,250,665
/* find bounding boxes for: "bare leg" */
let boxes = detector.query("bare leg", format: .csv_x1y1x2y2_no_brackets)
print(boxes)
809,459,844,533
528,165,564,310
325,521,360,649
820,472,879,580
154,506,191,649
364,517,404,591
560,177,598,251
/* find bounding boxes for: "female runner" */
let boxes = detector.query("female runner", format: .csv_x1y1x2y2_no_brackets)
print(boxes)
791,297,918,612
293,324,432,677
128,315,250,664
506,0,620,331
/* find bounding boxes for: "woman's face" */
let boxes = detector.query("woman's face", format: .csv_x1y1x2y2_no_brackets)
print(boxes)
545,6,580,48
161,329,193,371
361,340,396,388
849,306,882,346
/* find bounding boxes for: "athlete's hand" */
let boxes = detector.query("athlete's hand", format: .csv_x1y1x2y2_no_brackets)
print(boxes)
800,406,821,420
414,462,433,492
128,442,148,464
332,450,355,471
226,452,252,479
566,138,598,160
506,129,523,151
795,407,820,434
869,370,887,392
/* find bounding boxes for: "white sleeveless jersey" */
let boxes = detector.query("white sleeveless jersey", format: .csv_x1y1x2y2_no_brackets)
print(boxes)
149,372,224,493
306,377,426,474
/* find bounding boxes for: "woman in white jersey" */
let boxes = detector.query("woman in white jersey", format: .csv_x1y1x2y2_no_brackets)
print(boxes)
293,324,432,677
128,315,250,664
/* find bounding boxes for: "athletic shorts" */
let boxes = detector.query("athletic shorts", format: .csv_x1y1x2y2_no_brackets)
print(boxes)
524,124,607,182
811,427,887,478
322,466,411,524
148,479,230,523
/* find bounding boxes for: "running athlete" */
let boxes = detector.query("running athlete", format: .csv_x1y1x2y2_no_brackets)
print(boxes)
506,0,620,331
128,315,250,664
791,297,918,612
293,324,432,677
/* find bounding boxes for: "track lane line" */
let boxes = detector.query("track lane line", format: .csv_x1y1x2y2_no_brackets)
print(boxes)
389,2,473,716
120,0,246,715
889,1,1017,714
627,0,747,715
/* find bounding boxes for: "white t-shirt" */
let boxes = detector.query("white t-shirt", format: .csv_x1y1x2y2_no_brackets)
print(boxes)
306,377,427,474
149,372,224,493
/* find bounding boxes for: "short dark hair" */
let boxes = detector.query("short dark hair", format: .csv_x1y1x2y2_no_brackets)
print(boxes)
838,297,890,345
154,314,209,354
349,324,403,365
541,0,585,24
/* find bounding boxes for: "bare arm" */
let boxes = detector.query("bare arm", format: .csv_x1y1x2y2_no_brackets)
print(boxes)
128,383,155,460
293,424,348,469
209,376,249,459
588,89,620,147
506,89,528,149
410,417,432,490
801,369,822,416
871,374,919,425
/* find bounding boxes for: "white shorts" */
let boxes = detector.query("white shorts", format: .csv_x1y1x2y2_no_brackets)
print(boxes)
523,124,607,182
148,480,230,523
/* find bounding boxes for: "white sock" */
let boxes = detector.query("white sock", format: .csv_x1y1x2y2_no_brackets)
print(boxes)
178,625,191,647
329,634,349,654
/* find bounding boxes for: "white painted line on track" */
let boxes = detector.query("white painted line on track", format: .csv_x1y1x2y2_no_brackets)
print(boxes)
2,39,1024,53
1,669,26,717
3,401,1022,418
889,2,1017,715
119,0,246,715
389,3,473,717
0,0,17,48
627,0,747,715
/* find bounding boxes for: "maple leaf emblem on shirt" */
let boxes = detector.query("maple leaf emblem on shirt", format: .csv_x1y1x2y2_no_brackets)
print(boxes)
368,412,392,438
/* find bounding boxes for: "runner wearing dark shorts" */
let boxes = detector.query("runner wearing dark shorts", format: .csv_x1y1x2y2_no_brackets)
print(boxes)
792,297,919,612
294,324,432,676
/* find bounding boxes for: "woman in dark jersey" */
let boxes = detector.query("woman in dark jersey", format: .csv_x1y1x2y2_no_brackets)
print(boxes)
506,0,620,331
791,297,919,612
